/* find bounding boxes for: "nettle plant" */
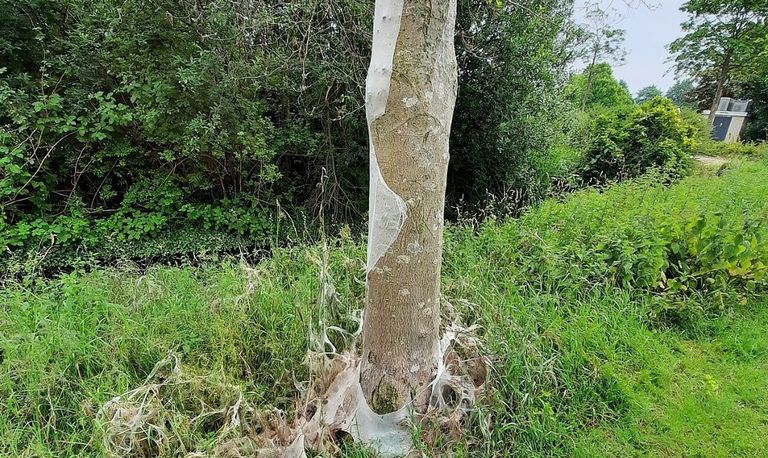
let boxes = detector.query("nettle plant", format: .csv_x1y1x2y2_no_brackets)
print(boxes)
663,212,768,294
596,210,768,297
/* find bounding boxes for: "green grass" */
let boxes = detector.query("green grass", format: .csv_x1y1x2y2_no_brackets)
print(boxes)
698,139,768,160
2,159,768,456
573,303,768,457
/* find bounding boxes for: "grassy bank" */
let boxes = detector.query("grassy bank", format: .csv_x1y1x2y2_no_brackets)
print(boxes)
2,159,768,456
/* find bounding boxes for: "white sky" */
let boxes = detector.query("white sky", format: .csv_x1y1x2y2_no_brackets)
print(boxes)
573,0,687,95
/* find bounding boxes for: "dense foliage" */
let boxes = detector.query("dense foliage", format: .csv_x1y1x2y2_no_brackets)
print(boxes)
1,0,582,263
1,0,373,255
735,32,768,141
580,97,697,183
4,0,760,270
449,0,574,209
564,63,633,110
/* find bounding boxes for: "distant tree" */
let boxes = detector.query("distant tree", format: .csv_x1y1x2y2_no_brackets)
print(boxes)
565,63,634,110
666,79,696,108
668,0,768,123
738,77,768,140
635,85,663,104
735,32,768,140
619,80,630,91
573,4,627,110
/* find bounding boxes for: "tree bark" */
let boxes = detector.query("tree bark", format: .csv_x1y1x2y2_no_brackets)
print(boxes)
581,44,599,111
708,52,732,124
360,0,458,414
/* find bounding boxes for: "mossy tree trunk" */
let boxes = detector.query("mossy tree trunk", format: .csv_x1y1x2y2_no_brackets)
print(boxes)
360,0,458,414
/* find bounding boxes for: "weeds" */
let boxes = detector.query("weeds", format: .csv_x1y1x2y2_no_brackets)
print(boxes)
2,160,768,456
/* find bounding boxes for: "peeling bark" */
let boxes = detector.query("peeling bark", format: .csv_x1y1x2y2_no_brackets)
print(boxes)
360,0,458,414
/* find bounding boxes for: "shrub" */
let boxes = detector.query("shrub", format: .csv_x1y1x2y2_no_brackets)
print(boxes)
1,0,574,264
679,107,713,146
578,108,629,183
447,0,574,210
581,97,696,183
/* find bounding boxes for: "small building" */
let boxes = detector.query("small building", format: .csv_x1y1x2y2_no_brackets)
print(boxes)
702,97,751,143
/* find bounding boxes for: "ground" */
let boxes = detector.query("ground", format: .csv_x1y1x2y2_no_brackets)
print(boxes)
695,154,728,167
2,156,768,457
575,304,768,457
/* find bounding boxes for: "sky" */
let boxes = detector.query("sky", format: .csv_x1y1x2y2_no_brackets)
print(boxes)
573,0,687,96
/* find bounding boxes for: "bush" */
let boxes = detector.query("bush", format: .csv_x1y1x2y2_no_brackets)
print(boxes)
577,108,628,183
447,0,574,210
679,107,713,146
1,0,574,263
580,97,696,183
0,0,309,258
451,159,768,329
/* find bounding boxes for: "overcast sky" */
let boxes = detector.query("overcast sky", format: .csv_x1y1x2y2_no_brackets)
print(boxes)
573,0,687,95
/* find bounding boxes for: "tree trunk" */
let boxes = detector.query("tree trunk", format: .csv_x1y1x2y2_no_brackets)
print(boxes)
708,52,732,124
581,45,599,111
360,0,458,414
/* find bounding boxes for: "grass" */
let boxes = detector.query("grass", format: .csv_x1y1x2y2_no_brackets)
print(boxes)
573,303,768,457
698,139,768,160
2,159,768,456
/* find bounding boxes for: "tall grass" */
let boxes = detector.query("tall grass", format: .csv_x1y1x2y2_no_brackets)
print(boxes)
2,160,768,456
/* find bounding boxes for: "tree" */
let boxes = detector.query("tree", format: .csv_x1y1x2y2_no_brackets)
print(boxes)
619,79,630,92
666,79,697,108
738,76,768,140
668,0,768,123
565,63,634,110
734,28,768,140
574,4,627,110
448,0,575,210
359,0,457,413
635,85,663,104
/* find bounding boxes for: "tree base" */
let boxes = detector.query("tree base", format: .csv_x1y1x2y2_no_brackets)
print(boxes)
267,306,488,457
96,306,487,457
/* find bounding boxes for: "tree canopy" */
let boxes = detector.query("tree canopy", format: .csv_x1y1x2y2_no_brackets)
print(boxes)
565,63,634,110
669,0,768,79
668,0,768,120
635,85,663,104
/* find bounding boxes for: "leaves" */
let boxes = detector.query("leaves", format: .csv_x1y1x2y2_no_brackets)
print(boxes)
668,0,768,84
564,63,634,110
580,97,697,183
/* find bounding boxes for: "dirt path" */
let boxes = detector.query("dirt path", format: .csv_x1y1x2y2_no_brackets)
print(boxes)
694,155,728,167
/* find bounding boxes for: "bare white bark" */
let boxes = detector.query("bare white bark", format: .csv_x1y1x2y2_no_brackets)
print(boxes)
361,0,458,414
